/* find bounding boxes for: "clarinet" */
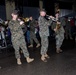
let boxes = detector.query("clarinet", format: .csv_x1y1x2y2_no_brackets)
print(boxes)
45,15,57,22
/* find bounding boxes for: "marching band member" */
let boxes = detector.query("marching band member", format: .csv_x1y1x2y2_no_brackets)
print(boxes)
3,10,34,65
28,17,40,48
38,9,53,62
54,22,65,53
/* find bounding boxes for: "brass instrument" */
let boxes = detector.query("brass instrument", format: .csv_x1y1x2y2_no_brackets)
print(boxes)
56,24,61,30
45,15,57,21
55,22,61,31
23,17,30,22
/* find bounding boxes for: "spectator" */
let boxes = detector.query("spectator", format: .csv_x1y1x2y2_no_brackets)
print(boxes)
65,17,73,39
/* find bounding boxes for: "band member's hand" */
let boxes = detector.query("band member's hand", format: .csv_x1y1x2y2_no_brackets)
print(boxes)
54,28,57,32
20,21,24,25
5,21,8,25
57,21,61,24
49,16,54,19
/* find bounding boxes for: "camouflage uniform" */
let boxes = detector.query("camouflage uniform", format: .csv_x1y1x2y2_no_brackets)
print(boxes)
29,20,39,45
51,21,65,50
8,20,29,59
55,26,65,49
38,16,52,55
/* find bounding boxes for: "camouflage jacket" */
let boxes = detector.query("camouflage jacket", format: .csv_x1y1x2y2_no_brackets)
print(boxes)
8,20,25,41
56,26,65,36
29,20,36,32
51,21,65,35
38,16,52,37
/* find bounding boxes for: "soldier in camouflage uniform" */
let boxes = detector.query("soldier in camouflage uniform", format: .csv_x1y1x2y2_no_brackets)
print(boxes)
56,11,65,53
38,9,53,62
53,21,65,53
7,10,34,65
52,10,65,53
28,17,40,48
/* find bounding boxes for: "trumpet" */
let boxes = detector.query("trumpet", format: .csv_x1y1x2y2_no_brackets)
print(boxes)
45,15,57,22
23,17,30,22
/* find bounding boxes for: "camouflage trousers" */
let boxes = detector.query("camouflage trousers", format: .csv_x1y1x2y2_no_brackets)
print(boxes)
56,34,64,49
40,36,48,55
12,36,29,59
30,31,39,45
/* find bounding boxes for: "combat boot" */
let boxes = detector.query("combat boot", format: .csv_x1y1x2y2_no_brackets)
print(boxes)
28,45,33,48
56,49,60,53
17,58,22,65
36,43,40,48
59,49,63,53
45,54,50,59
41,55,47,62
26,57,34,63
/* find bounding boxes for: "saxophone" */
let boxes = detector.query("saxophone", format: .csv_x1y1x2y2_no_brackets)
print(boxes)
54,22,61,32
56,23,61,30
